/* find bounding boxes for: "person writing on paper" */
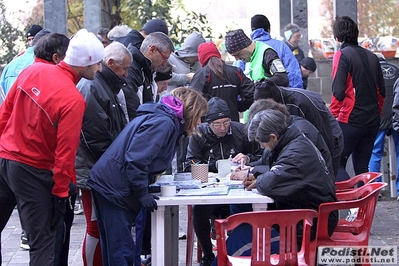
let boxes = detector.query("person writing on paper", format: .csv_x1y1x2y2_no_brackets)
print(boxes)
231,98,333,182
86,87,208,265
211,110,338,265
185,97,262,266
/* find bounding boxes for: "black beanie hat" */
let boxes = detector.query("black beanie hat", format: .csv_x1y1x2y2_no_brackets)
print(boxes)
251,14,271,32
155,70,172,82
26,24,43,39
142,19,168,35
205,97,231,123
31,29,52,46
300,57,317,72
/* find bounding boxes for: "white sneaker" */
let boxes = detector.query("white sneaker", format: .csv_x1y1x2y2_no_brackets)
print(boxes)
178,226,186,239
20,232,30,250
74,203,84,215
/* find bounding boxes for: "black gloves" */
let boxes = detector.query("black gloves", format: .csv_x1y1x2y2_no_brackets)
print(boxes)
50,196,68,230
139,193,159,212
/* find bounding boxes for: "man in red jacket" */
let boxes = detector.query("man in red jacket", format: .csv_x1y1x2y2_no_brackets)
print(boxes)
0,29,104,266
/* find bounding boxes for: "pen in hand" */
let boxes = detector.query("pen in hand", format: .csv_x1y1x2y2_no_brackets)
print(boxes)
243,169,253,190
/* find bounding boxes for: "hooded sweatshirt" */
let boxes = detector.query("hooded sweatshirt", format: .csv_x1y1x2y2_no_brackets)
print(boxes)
167,32,206,91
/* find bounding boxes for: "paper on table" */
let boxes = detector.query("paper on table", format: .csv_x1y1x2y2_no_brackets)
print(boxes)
176,185,230,196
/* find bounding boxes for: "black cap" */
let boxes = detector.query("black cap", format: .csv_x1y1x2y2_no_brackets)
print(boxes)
142,19,168,35
300,57,317,72
31,29,51,46
27,25,43,38
251,14,270,32
205,97,231,123
155,70,172,82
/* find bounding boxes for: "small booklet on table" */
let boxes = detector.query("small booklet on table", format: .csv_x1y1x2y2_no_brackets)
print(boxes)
176,185,230,196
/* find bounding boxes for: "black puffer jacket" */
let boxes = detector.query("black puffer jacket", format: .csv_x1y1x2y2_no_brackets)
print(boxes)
120,44,153,121
250,115,334,181
379,60,399,130
76,64,127,189
185,122,262,172
256,125,338,238
254,80,343,177
116,30,154,121
115,29,144,50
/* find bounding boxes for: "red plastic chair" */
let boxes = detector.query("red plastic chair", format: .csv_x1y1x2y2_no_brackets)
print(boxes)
335,172,382,192
334,182,386,234
214,209,318,266
311,182,387,266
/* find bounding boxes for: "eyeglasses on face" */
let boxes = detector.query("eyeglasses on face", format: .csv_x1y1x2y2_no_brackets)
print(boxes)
211,120,231,128
156,48,169,61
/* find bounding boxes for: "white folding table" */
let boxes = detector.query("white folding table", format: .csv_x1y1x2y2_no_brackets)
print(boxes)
150,188,274,265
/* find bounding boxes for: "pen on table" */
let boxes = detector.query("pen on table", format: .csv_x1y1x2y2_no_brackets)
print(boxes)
202,183,218,188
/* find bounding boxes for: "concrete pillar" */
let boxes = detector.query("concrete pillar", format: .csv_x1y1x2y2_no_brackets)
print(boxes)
292,0,309,57
84,0,113,34
43,0,67,35
84,0,102,34
279,0,291,37
334,0,357,22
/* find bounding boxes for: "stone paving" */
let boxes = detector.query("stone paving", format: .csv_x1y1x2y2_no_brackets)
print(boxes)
1,205,200,266
1,193,399,266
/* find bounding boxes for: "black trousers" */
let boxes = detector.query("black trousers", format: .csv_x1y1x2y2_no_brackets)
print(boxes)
336,122,379,181
0,158,56,266
192,204,230,256
54,183,76,266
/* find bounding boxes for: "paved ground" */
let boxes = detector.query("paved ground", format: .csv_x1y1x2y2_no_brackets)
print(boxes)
1,192,399,266
1,205,200,266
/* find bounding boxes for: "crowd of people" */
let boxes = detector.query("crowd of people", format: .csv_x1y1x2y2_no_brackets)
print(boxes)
0,13,396,266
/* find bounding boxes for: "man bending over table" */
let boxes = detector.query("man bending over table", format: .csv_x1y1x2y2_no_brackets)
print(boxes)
185,97,262,266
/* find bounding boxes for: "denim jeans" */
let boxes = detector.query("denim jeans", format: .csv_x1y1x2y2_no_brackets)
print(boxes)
369,129,399,193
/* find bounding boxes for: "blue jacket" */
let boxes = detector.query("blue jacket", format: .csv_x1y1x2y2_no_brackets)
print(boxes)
0,47,35,95
250,29,303,88
87,99,185,212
